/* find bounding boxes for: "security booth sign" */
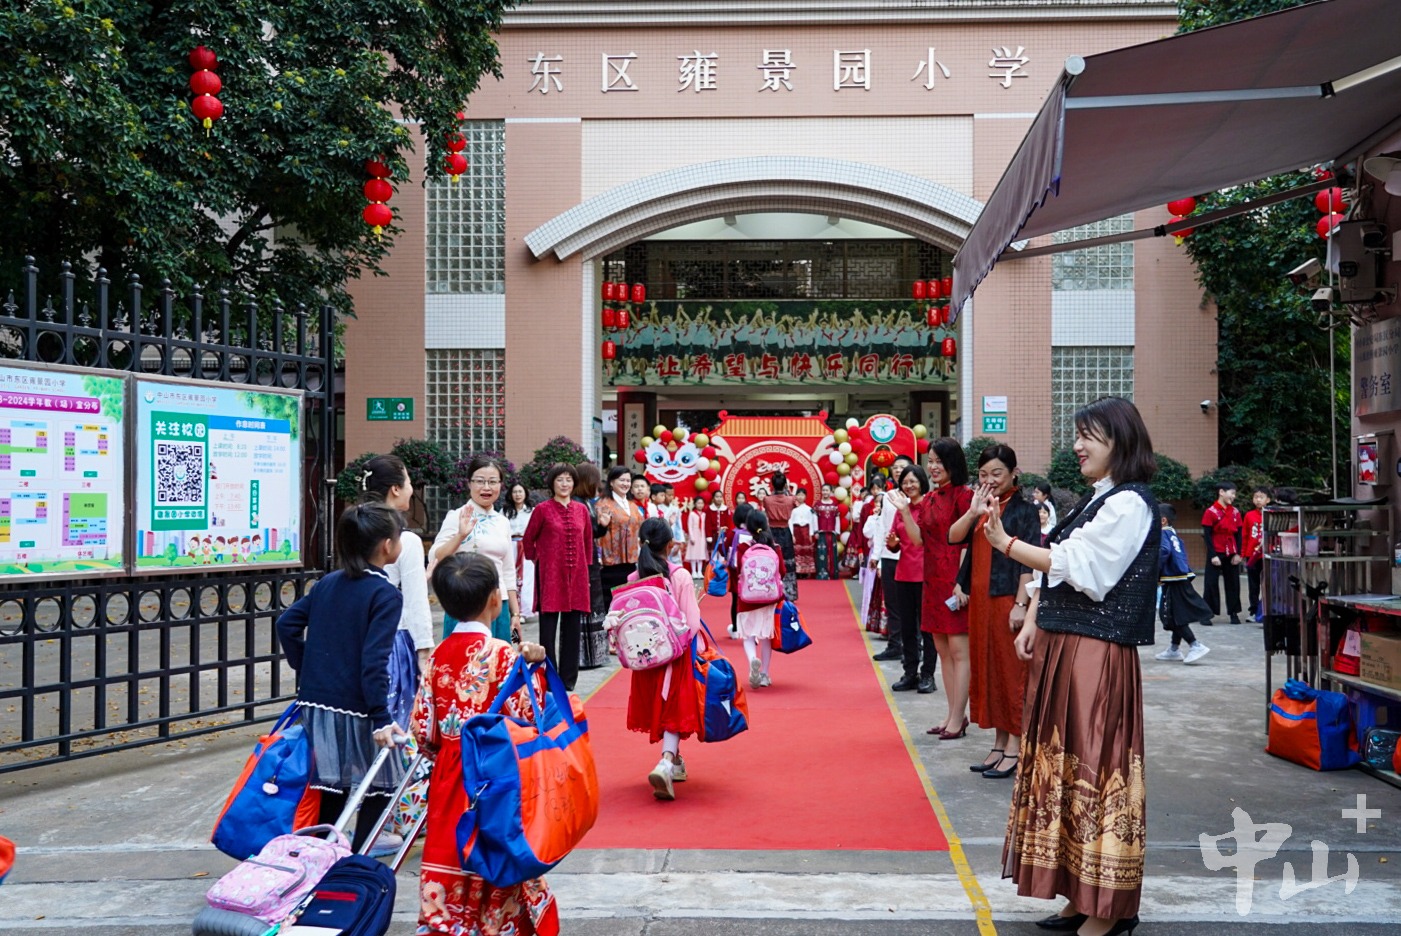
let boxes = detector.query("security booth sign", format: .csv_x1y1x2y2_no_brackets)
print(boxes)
1355,319,1401,417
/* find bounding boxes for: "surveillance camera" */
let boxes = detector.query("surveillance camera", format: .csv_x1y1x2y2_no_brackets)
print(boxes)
1287,258,1322,288
1200,400,1212,414
1311,286,1336,312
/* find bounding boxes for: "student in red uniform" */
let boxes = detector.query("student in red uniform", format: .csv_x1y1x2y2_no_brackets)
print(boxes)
1242,486,1271,622
1202,481,1244,624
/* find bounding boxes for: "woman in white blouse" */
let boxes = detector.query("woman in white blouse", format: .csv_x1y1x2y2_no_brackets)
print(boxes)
981,396,1157,936
431,455,521,642
357,455,433,732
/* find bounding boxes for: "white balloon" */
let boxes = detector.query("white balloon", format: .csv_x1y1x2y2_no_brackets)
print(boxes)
828,451,843,465
838,441,852,455
839,531,851,545
833,486,849,501
839,475,853,488
845,417,860,429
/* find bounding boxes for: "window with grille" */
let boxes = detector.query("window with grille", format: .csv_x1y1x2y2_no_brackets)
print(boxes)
425,349,506,516
426,121,506,294
1050,347,1134,452
1051,215,1134,291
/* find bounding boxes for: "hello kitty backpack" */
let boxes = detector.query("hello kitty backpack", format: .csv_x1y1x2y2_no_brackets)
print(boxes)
739,544,782,604
606,573,691,671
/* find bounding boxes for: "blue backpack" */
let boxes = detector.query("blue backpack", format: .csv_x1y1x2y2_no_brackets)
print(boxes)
281,855,395,936
706,540,729,597
691,622,750,743
772,600,813,654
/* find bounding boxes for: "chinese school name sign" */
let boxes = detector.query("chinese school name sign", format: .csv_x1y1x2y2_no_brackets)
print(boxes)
134,379,303,571
0,364,125,579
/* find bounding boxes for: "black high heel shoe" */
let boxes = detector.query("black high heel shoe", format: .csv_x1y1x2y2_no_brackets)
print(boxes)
1100,915,1140,935
970,748,1003,772
1034,911,1087,931
981,753,1019,779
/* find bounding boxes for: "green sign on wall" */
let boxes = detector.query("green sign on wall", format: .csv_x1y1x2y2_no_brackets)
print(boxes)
982,415,1008,434
367,397,414,422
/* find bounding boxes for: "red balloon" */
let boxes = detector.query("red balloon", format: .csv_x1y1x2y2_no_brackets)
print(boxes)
363,179,393,203
912,280,927,300
659,430,673,443
362,203,393,229
701,446,716,459
445,133,467,153
364,160,391,178
601,340,617,361
917,438,930,453
633,449,646,463
703,468,719,482
616,308,630,330
191,95,223,123
189,45,218,71
601,307,617,330
1317,212,1344,239
1314,187,1345,214
928,278,944,300
824,470,839,485
189,70,221,96
444,153,468,176
941,337,957,358
1166,196,1197,217
631,283,646,303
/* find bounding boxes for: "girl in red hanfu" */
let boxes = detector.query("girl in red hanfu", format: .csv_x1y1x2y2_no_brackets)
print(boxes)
625,518,705,801
814,484,841,580
412,553,557,936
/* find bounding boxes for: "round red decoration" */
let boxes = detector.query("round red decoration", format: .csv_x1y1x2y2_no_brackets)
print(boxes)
659,430,673,443
191,94,223,130
1314,187,1345,214
616,308,630,330
701,446,716,459
631,283,646,304
824,469,840,485
633,449,646,464
603,282,616,301
1317,212,1345,239
1167,196,1197,217
912,280,927,300
444,153,467,182
456,110,467,122
601,307,617,330
362,202,393,236
189,70,221,96
917,438,931,454
602,340,617,361
940,337,957,358
928,278,943,300
363,179,393,203
445,133,467,153
365,160,391,178
926,306,940,328
615,282,629,301
1170,216,1195,243
189,46,218,71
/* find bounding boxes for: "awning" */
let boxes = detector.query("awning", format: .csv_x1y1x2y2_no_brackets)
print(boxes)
951,0,1401,319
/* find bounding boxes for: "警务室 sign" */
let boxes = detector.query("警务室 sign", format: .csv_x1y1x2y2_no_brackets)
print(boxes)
367,397,414,421
1355,319,1401,417
134,378,303,572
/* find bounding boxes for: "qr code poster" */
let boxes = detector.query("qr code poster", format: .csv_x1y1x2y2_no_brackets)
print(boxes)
134,380,303,571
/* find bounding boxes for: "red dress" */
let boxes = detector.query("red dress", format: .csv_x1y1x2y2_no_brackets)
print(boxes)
625,565,704,742
967,512,1029,735
917,483,973,635
411,627,558,936
521,498,592,613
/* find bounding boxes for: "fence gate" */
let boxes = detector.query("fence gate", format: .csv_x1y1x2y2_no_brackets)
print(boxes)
0,259,336,773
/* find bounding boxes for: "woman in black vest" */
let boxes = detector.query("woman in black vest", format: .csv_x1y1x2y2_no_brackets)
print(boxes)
981,397,1158,936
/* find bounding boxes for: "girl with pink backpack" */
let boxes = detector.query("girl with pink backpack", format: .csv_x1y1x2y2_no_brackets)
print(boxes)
735,512,786,690
625,518,705,801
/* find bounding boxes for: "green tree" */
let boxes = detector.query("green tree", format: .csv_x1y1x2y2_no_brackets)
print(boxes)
1151,454,1195,504
520,436,590,491
0,0,514,313
1048,448,1091,497
1177,0,1348,490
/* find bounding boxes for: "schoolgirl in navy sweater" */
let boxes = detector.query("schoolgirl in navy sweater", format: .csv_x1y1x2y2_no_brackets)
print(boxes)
276,501,406,848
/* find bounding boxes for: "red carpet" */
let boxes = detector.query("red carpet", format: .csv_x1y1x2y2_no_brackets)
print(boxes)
580,581,948,851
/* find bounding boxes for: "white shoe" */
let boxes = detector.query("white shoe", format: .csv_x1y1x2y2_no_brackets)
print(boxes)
1155,647,1184,662
671,756,688,782
728,625,739,639
749,657,763,688
1184,643,1211,664
760,673,772,687
648,759,675,800
367,832,403,858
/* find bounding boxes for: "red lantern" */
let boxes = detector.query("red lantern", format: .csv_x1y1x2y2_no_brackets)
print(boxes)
616,308,630,330
363,179,393,203
191,94,223,132
1170,216,1195,244
912,280,927,300
601,307,617,330
365,160,391,178
603,281,616,301
1167,196,1197,217
362,202,393,237
189,45,218,71
601,340,617,361
940,337,957,358
445,133,467,153
189,70,221,97
633,449,646,464
941,276,953,296
929,278,944,300
926,306,940,328
1317,212,1345,239
871,449,895,468
631,283,646,304
615,282,629,301
444,153,467,183
1314,187,1345,214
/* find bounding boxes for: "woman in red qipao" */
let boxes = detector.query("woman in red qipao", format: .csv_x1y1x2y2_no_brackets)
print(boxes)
412,553,557,936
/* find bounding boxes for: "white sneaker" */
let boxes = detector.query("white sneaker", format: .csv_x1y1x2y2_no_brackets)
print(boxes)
1155,647,1184,662
727,625,739,639
749,657,763,688
760,673,772,687
671,756,688,782
648,759,675,800
1184,643,1211,664
367,832,403,858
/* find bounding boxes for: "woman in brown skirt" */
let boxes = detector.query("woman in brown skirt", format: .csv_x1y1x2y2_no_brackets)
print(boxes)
981,397,1158,936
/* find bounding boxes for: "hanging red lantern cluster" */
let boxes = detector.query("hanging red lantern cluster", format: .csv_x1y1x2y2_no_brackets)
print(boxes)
444,110,468,183
362,159,393,238
926,305,949,328
1314,184,1347,239
912,277,954,302
1165,195,1197,245
601,282,644,334
188,45,223,136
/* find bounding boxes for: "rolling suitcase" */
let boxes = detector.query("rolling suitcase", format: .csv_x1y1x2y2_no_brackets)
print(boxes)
194,742,431,936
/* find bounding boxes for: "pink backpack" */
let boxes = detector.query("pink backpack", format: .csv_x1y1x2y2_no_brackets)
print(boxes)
205,824,351,922
606,574,691,671
739,544,782,604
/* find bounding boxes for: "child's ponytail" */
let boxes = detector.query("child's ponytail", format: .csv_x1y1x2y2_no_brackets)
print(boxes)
336,501,405,577
745,510,774,547
636,517,673,579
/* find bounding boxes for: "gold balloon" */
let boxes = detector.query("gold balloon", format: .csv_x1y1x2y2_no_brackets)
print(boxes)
833,428,849,444
641,436,654,448
845,452,858,466
913,424,928,439
694,477,709,491
653,424,669,438
836,462,851,476
709,459,721,472
693,433,709,448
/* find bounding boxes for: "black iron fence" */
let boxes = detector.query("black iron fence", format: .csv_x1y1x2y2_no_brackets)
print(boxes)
0,259,336,772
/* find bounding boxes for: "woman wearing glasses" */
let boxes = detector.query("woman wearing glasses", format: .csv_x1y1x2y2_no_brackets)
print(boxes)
430,455,521,642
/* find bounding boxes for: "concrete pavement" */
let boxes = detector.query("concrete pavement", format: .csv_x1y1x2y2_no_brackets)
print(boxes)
2,585,1400,934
